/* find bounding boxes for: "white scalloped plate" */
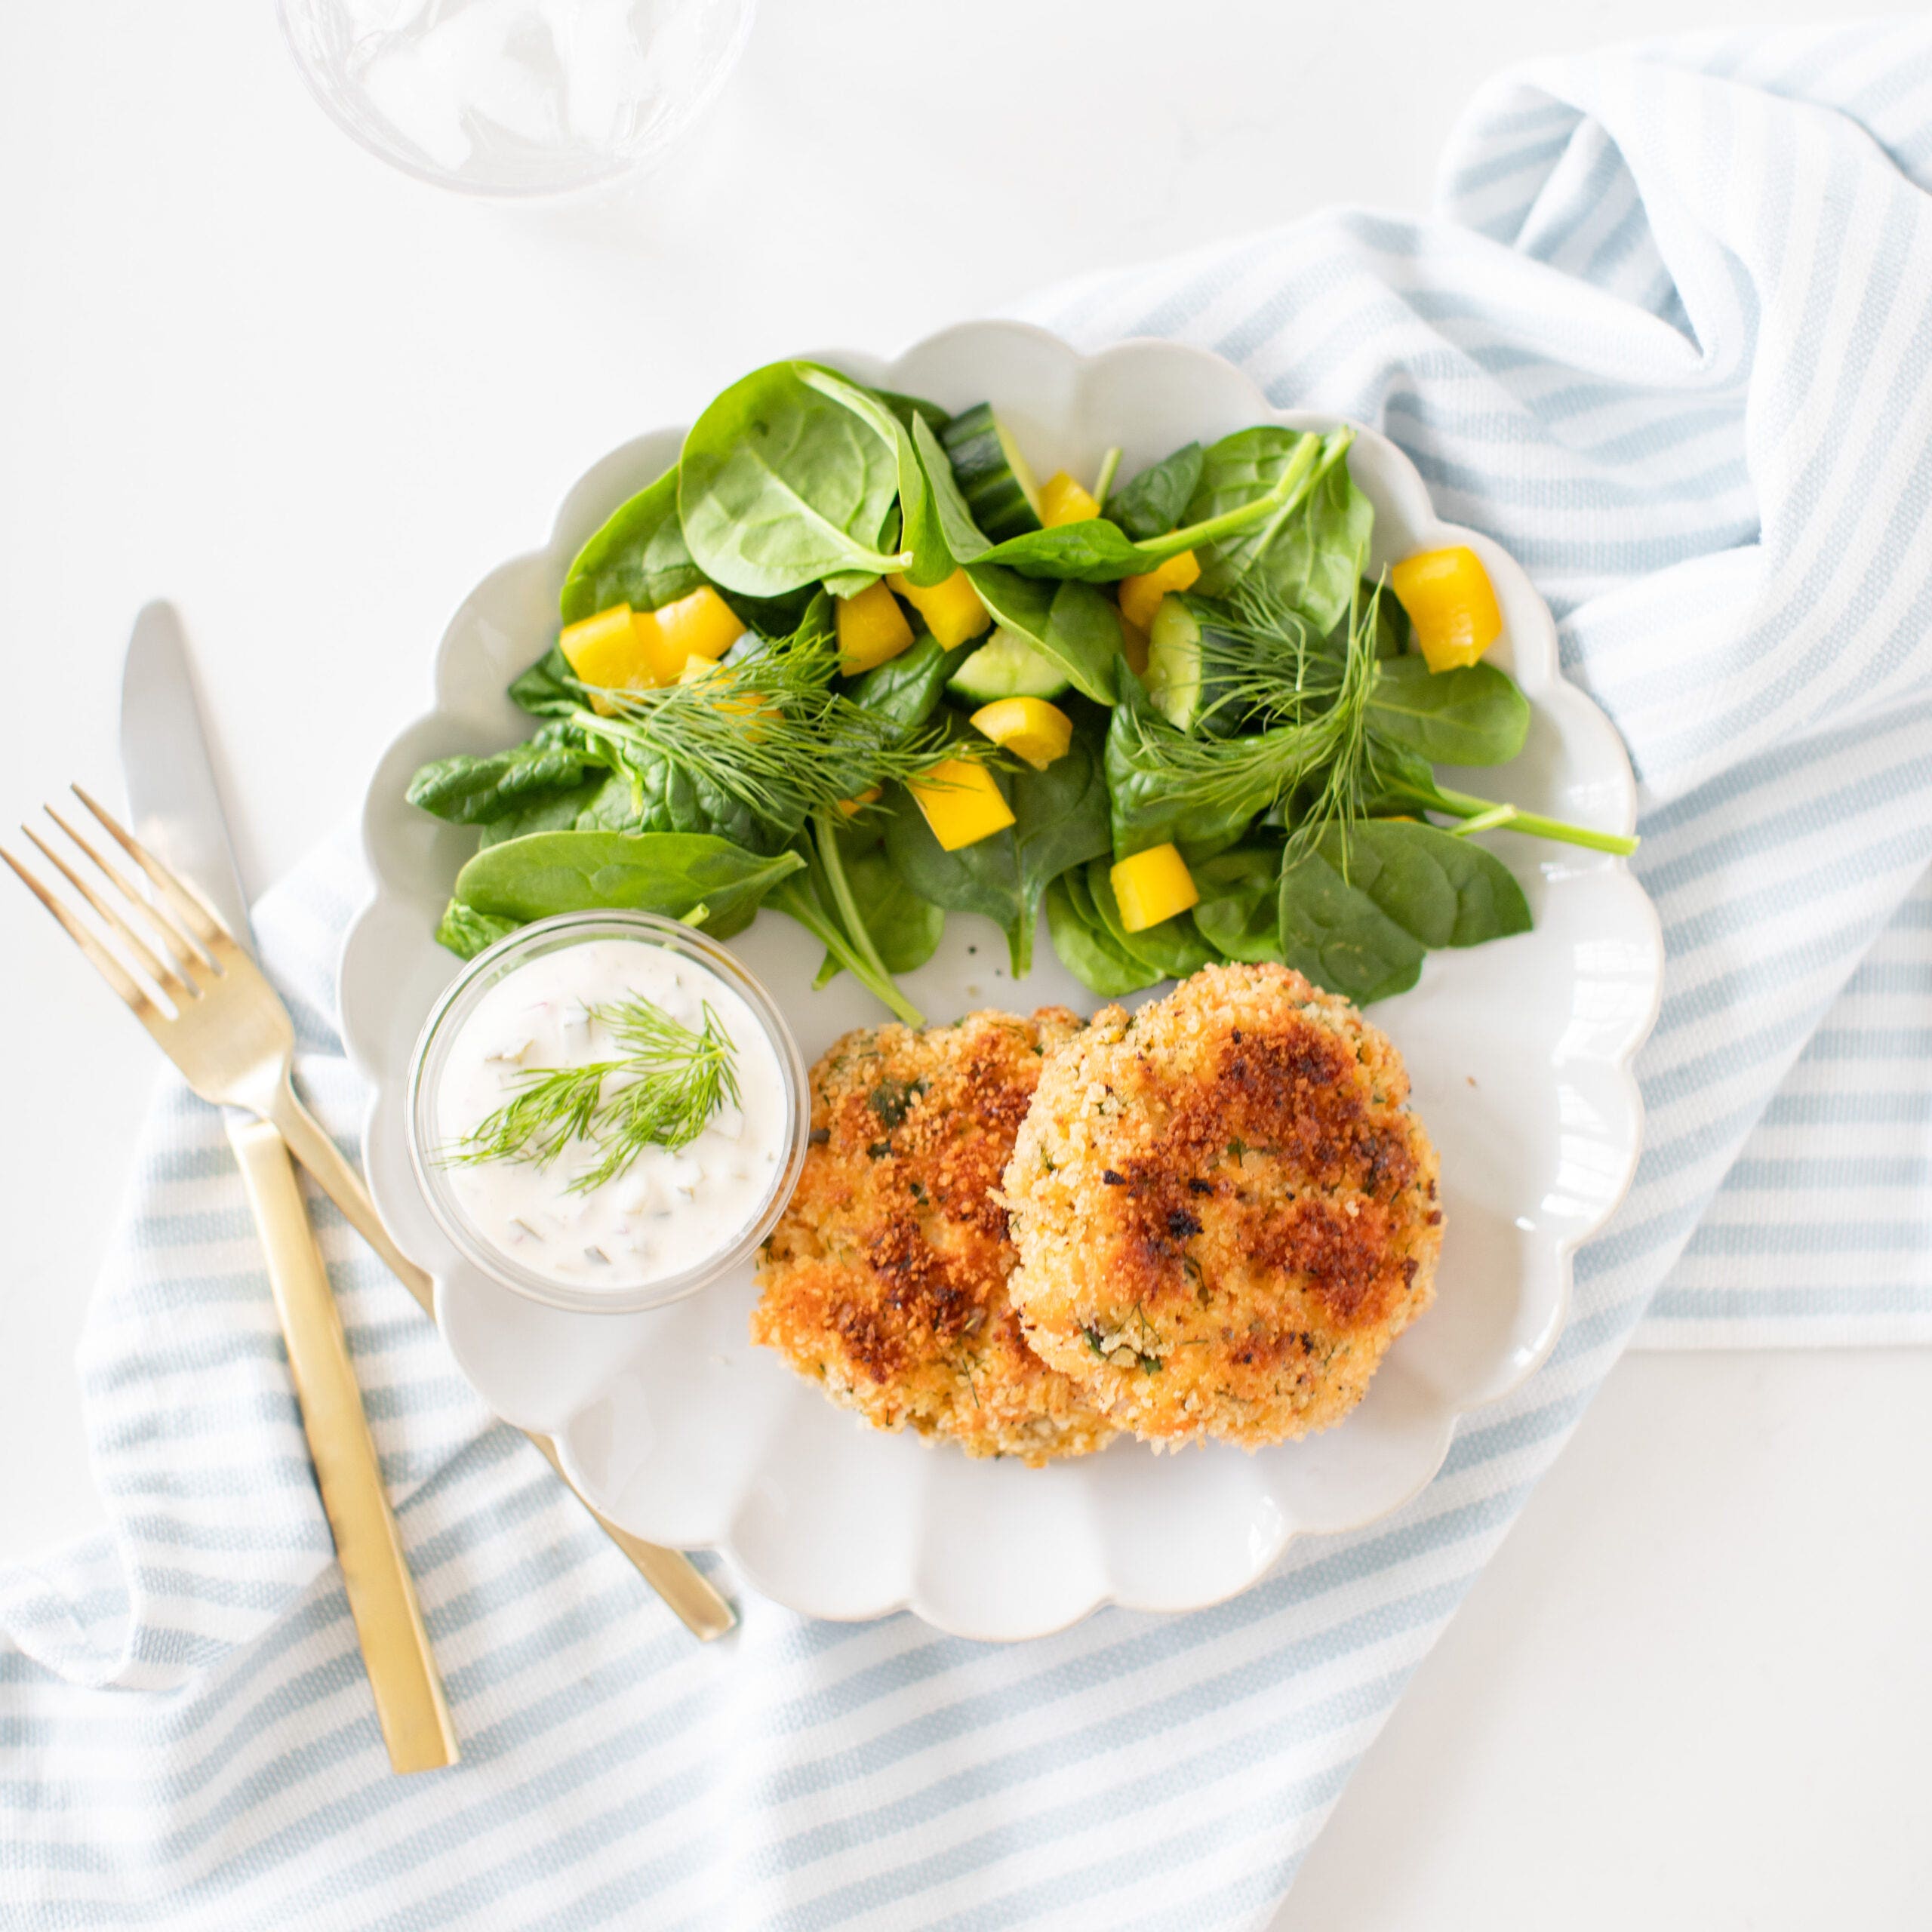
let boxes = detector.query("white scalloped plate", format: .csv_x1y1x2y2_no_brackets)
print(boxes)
340,322,1663,1641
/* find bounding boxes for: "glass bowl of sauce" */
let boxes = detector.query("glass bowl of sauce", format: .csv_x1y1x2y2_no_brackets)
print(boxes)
406,910,808,1313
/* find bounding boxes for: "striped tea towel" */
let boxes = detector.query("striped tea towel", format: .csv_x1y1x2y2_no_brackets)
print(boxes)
5,23,1932,1930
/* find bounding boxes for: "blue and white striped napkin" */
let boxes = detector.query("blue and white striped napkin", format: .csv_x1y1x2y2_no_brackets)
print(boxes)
6,24,1931,1929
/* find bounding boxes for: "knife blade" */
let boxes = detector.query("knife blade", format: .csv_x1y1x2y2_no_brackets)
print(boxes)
119,602,254,949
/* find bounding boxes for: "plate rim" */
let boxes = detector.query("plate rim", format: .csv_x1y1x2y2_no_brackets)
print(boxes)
340,319,1664,1638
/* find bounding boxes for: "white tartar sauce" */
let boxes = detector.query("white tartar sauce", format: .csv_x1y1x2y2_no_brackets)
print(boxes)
435,937,789,1291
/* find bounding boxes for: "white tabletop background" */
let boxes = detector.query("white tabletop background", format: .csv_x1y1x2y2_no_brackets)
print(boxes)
2,5,1927,1927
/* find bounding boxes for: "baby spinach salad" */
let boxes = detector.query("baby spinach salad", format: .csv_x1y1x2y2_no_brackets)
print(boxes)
408,358,1635,1017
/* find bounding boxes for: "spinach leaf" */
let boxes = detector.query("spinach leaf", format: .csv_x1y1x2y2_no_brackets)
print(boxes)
965,565,1124,703
1373,583,1414,658
1359,739,1444,818
1324,819,1531,949
968,439,1318,585
1188,427,1367,631
1104,441,1204,540
560,465,708,625
678,361,908,598
1103,676,1262,861
972,519,1169,582
813,842,944,982
881,714,1111,974
1085,857,1214,981
1186,427,1312,593
1364,739,1639,857
1044,873,1161,998
912,412,992,564
845,632,972,734
799,366,954,588
1010,715,1115,943
453,830,804,928
405,721,597,824
589,736,803,854
435,900,518,960
1262,449,1374,634
560,467,808,638
1277,848,1427,1004
1274,817,1531,1004
1190,841,1287,964
509,646,581,718
883,786,1020,933
478,776,614,847
872,387,950,435
1367,656,1530,766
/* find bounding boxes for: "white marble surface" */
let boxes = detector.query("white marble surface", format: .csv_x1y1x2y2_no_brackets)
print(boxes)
1,3,1924,1925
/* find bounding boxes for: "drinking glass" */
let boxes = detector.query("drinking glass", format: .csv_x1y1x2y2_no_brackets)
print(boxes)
279,0,756,196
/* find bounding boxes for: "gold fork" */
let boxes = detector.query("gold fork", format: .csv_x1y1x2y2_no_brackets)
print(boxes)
6,789,457,1772
5,791,735,1639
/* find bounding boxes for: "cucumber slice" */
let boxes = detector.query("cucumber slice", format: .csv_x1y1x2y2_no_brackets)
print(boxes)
946,626,1072,703
1147,593,1243,735
1147,594,1207,730
940,402,1044,541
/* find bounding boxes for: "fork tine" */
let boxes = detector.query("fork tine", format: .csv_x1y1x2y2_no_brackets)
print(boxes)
69,784,229,955
44,804,208,983
2,844,160,1018
23,824,194,998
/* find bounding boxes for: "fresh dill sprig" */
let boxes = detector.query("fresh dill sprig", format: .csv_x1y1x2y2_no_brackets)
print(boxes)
1193,573,1638,859
568,605,985,826
1113,565,1383,858
1218,576,1331,721
1287,574,1383,859
442,995,740,1192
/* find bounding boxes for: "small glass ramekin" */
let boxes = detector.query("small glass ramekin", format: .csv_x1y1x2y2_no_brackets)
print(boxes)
406,909,809,1315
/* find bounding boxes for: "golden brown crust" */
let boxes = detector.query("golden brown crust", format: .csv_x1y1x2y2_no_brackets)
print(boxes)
752,1008,1118,1465
1002,963,1441,1448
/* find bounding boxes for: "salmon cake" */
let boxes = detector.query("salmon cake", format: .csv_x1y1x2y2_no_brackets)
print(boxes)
752,1008,1118,1465
1002,963,1441,1448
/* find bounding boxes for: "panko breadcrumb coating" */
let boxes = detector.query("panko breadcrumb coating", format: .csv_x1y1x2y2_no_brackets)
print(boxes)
1003,963,1441,1448
752,1009,1118,1465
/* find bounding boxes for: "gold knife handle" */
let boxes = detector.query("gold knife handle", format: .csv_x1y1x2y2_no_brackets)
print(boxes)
268,1078,737,1641
228,1114,459,1774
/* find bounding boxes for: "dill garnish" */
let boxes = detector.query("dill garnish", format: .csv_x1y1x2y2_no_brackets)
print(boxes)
571,603,988,829
1112,569,1383,863
444,995,740,1192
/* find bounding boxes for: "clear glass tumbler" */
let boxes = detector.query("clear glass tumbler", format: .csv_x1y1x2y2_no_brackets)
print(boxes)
279,0,757,197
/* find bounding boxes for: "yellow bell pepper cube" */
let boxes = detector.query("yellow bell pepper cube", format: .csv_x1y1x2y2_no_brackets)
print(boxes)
650,585,743,666
969,696,1073,771
1389,546,1503,672
559,603,653,713
908,759,1014,851
1118,550,1201,633
1110,844,1199,932
1038,471,1100,527
836,579,915,674
561,592,747,712
835,785,883,818
886,568,992,648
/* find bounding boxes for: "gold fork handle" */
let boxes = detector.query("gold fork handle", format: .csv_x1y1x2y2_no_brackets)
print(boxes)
227,1114,457,1774
266,1079,737,1641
